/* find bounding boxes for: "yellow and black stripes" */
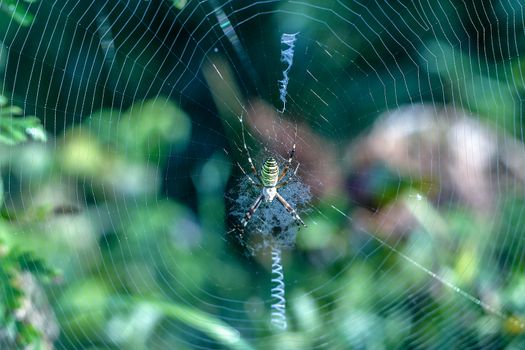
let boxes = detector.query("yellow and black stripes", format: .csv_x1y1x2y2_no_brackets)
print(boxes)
261,157,279,187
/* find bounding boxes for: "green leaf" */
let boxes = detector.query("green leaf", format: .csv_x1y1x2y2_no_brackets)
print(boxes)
0,1,34,27
126,298,254,350
0,113,46,145
117,97,191,162
172,0,187,10
17,322,41,347
16,252,56,279
0,95,9,107
0,105,24,116
0,240,55,348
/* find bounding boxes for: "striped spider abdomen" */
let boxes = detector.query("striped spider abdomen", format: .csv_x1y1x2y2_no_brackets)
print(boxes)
261,157,279,187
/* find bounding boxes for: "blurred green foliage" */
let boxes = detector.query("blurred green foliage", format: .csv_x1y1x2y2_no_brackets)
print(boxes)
0,0,37,27
0,97,254,349
0,0,525,349
0,242,55,349
0,95,52,349
172,0,187,10
0,97,46,146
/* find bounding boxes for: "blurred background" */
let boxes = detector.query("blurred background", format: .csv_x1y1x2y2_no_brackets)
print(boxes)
0,0,525,348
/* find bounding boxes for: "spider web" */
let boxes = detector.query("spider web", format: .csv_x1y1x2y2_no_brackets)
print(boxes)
1,0,525,348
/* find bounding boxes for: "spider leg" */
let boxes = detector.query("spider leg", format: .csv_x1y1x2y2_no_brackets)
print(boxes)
240,194,264,228
276,163,299,189
277,125,298,182
275,192,306,227
245,151,263,184
240,116,264,184
275,180,289,189
237,162,261,187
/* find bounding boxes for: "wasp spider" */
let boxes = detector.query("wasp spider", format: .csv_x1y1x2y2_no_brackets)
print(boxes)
236,141,306,230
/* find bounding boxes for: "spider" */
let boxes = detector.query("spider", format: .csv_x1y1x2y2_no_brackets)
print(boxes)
236,140,306,230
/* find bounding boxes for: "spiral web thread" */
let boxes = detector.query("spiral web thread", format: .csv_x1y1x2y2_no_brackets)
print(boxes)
270,245,287,330
278,32,298,113
267,31,302,330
